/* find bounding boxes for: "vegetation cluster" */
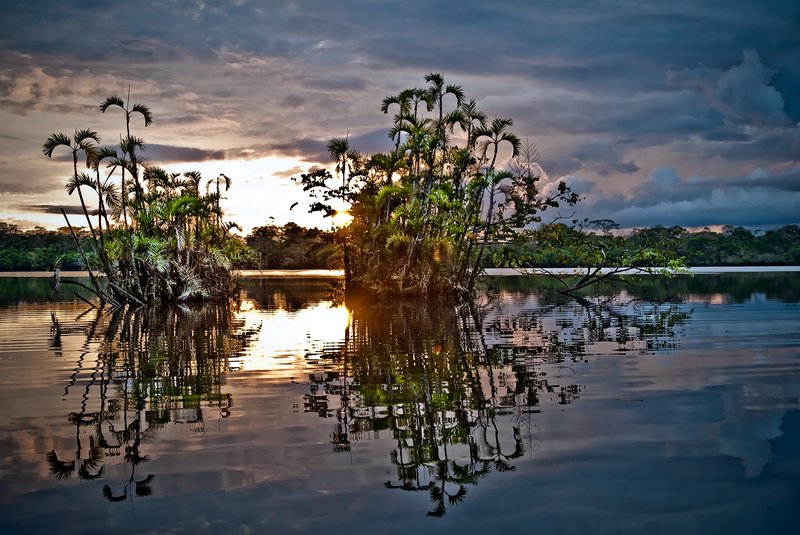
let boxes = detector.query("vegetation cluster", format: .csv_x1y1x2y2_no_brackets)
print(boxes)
245,222,339,269
5,219,798,275
294,73,677,296
42,94,249,305
492,223,800,268
0,222,94,271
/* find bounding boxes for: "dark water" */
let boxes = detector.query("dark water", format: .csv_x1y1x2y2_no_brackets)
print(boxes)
0,274,799,534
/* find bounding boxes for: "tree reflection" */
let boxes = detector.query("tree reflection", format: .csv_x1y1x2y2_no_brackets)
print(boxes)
303,289,691,516
47,303,258,503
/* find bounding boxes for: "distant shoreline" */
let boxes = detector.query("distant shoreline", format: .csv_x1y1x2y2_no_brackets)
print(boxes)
2,266,799,278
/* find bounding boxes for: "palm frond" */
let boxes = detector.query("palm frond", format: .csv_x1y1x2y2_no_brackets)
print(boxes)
99,95,125,113
100,182,121,208
42,132,72,157
46,450,75,479
74,128,100,145
77,140,98,167
445,84,465,104
94,146,120,168
131,103,153,126
65,172,96,195
327,137,350,161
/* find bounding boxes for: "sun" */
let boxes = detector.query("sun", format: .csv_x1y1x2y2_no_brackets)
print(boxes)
332,210,353,228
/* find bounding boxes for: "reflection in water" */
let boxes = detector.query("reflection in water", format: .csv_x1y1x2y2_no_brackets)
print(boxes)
295,290,690,516
11,273,794,531
41,280,691,517
47,304,259,503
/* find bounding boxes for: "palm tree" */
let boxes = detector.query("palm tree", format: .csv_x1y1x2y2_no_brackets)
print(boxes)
326,136,360,283
206,173,232,233
472,117,521,173
407,87,434,119
424,72,465,158
43,129,100,230
182,170,203,196
396,115,436,177
43,129,107,277
91,146,122,233
446,99,487,151
382,90,415,152
100,93,152,206
327,136,351,187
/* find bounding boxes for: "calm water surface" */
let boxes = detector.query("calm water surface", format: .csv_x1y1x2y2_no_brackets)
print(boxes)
0,274,799,534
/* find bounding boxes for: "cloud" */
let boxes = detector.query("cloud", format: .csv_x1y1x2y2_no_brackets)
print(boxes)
140,144,227,163
576,165,800,228
231,138,329,162
303,76,368,92
0,0,798,231
348,128,395,156
273,166,305,179
570,141,640,176
0,159,63,194
701,131,753,142
281,95,306,109
669,50,790,126
17,204,85,215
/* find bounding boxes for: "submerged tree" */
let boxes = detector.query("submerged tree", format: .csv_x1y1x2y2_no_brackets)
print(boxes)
44,94,250,305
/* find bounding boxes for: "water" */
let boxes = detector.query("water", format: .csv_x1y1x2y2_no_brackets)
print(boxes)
0,273,798,534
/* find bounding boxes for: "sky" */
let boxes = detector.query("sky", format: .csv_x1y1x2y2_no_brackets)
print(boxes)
0,0,798,235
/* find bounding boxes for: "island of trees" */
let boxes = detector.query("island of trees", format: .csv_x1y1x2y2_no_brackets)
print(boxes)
23,74,797,302
40,94,249,305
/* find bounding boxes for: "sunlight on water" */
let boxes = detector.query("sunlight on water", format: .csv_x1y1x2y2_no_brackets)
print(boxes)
233,299,351,377
0,273,798,534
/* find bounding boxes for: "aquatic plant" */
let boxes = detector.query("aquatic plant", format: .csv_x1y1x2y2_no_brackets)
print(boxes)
44,92,250,305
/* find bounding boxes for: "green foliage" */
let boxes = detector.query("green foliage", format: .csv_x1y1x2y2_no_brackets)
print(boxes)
245,222,340,269
294,73,579,296
0,223,95,270
486,223,800,270
43,96,243,304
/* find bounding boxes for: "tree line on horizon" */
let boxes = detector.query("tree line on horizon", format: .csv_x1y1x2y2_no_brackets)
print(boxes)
3,220,798,272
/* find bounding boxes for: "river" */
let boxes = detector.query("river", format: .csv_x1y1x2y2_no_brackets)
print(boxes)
0,272,798,534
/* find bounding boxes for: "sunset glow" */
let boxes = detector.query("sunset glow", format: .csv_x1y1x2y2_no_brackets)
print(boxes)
0,1,797,234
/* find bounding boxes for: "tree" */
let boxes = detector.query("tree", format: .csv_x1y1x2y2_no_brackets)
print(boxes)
100,92,152,207
44,95,245,304
42,128,107,289
424,72,465,161
294,73,579,296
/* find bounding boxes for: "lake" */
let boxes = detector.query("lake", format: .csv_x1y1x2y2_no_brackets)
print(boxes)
0,272,798,534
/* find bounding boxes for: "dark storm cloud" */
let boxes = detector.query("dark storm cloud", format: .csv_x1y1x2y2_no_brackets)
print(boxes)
669,50,791,126
230,138,329,163
571,141,640,177
1,0,799,229
571,165,800,229
19,204,84,215
303,76,368,92
348,129,395,156
140,144,227,163
702,131,753,142
705,127,800,162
